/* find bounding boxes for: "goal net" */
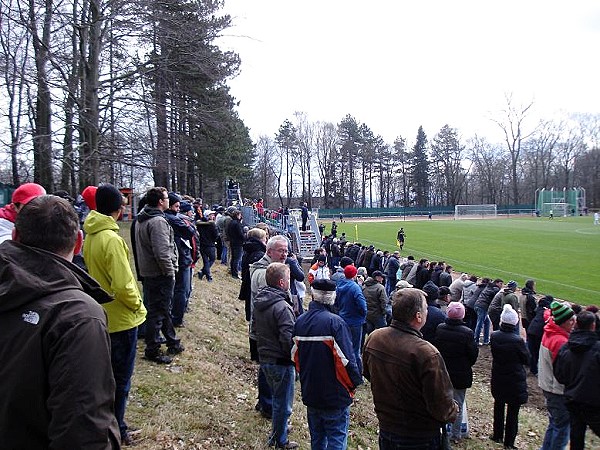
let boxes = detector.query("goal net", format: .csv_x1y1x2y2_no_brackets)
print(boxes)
541,202,570,217
455,204,497,220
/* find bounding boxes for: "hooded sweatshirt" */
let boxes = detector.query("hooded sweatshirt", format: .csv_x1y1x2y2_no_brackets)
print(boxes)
83,209,147,333
0,240,120,449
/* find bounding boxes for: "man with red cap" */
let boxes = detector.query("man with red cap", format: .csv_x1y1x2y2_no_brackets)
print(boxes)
0,182,46,243
334,264,367,375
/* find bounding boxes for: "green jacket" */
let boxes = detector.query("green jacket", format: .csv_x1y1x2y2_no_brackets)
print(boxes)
83,210,146,333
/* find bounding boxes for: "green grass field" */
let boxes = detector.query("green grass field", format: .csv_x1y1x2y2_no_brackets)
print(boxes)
332,216,600,305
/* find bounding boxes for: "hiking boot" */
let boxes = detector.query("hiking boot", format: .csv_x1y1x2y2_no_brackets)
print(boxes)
144,352,172,364
276,442,299,449
167,344,185,355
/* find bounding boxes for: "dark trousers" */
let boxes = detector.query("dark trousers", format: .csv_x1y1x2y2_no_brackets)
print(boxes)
567,402,600,450
143,275,179,356
527,334,542,375
464,306,477,331
378,429,441,450
230,245,243,278
171,266,191,327
110,327,138,439
493,401,520,448
200,245,216,280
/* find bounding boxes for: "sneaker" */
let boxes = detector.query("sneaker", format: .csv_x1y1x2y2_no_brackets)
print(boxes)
167,344,185,355
144,352,172,364
197,272,204,280
489,435,503,444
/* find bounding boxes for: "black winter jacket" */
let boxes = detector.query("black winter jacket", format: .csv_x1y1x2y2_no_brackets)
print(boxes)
434,318,479,389
239,238,266,321
526,304,549,338
490,323,530,404
553,329,600,407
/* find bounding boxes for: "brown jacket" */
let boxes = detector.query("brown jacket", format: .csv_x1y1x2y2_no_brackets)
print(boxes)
363,320,458,438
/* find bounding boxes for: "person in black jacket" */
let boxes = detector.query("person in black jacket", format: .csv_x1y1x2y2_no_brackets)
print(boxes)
226,209,245,279
526,296,552,375
474,279,503,345
434,302,479,443
196,210,219,282
420,280,446,343
414,258,431,289
490,304,530,449
553,311,600,450
521,279,537,330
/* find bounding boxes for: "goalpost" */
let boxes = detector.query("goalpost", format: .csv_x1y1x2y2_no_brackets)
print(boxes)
454,204,497,220
541,202,570,217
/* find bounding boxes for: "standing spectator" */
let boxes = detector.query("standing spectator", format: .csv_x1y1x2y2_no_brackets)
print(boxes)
286,251,305,315
135,187,183,364
420,281,447,343
362,271,389,338
554,311,600,450
0,195,120,448
539,301,576,450
414,258,431,289
489,304,530,449
462,275,480,330
474,279,503,345
434,302,479,444
292,279,363,449
335,265,367,375
300,202,309,231
384,250,401,297
0,182,46,243
363,288,458,449
331,256,354,284
439,265,453,288
308,255,330,285
227,209,245,279
449,273,469,302
250,235,291,420
521,279,537,330
196,210,219,281
398,255,415,281
318,222,325,237
254,263,298,449
239,228,267,324
430,261,445,286
526,296,552,376
83,184,147,445
164,193,197,328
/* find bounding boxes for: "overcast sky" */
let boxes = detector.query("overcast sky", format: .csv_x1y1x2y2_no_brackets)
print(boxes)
218,1,600,145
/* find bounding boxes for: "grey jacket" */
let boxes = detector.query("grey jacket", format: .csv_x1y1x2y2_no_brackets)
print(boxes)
253,286,295,365
134,206,178,277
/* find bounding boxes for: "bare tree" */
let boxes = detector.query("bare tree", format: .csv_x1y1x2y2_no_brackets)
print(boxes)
491,93,535,204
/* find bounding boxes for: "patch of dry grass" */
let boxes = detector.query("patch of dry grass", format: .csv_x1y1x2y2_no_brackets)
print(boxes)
120,245,598,449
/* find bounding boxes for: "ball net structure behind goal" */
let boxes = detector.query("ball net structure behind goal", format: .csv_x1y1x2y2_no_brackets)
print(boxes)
454,204,497,220
536,187,586,217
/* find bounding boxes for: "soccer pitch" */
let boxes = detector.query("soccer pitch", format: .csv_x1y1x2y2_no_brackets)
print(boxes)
333,216,600,306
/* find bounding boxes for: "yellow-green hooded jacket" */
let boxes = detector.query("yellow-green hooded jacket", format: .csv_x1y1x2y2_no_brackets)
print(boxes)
83,210,146,333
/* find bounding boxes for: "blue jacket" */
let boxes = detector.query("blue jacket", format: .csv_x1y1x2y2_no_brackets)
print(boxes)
292,301,363,409
335,278,367,327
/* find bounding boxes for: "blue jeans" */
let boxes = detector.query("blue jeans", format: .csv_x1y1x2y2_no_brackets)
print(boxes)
220,241,228,264
348,324,363,376
200,246,216,280
230,245,243,277
307,406,350,450
450,388,466,440
385,278,397,298
379,430,441,450
474,306,491,344
261,364,295,447
110,327,138,439
171,266,191,327
143,275,179,355
541,391,570,450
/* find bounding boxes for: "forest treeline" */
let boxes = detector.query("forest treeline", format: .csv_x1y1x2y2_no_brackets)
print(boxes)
1,0,599,208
